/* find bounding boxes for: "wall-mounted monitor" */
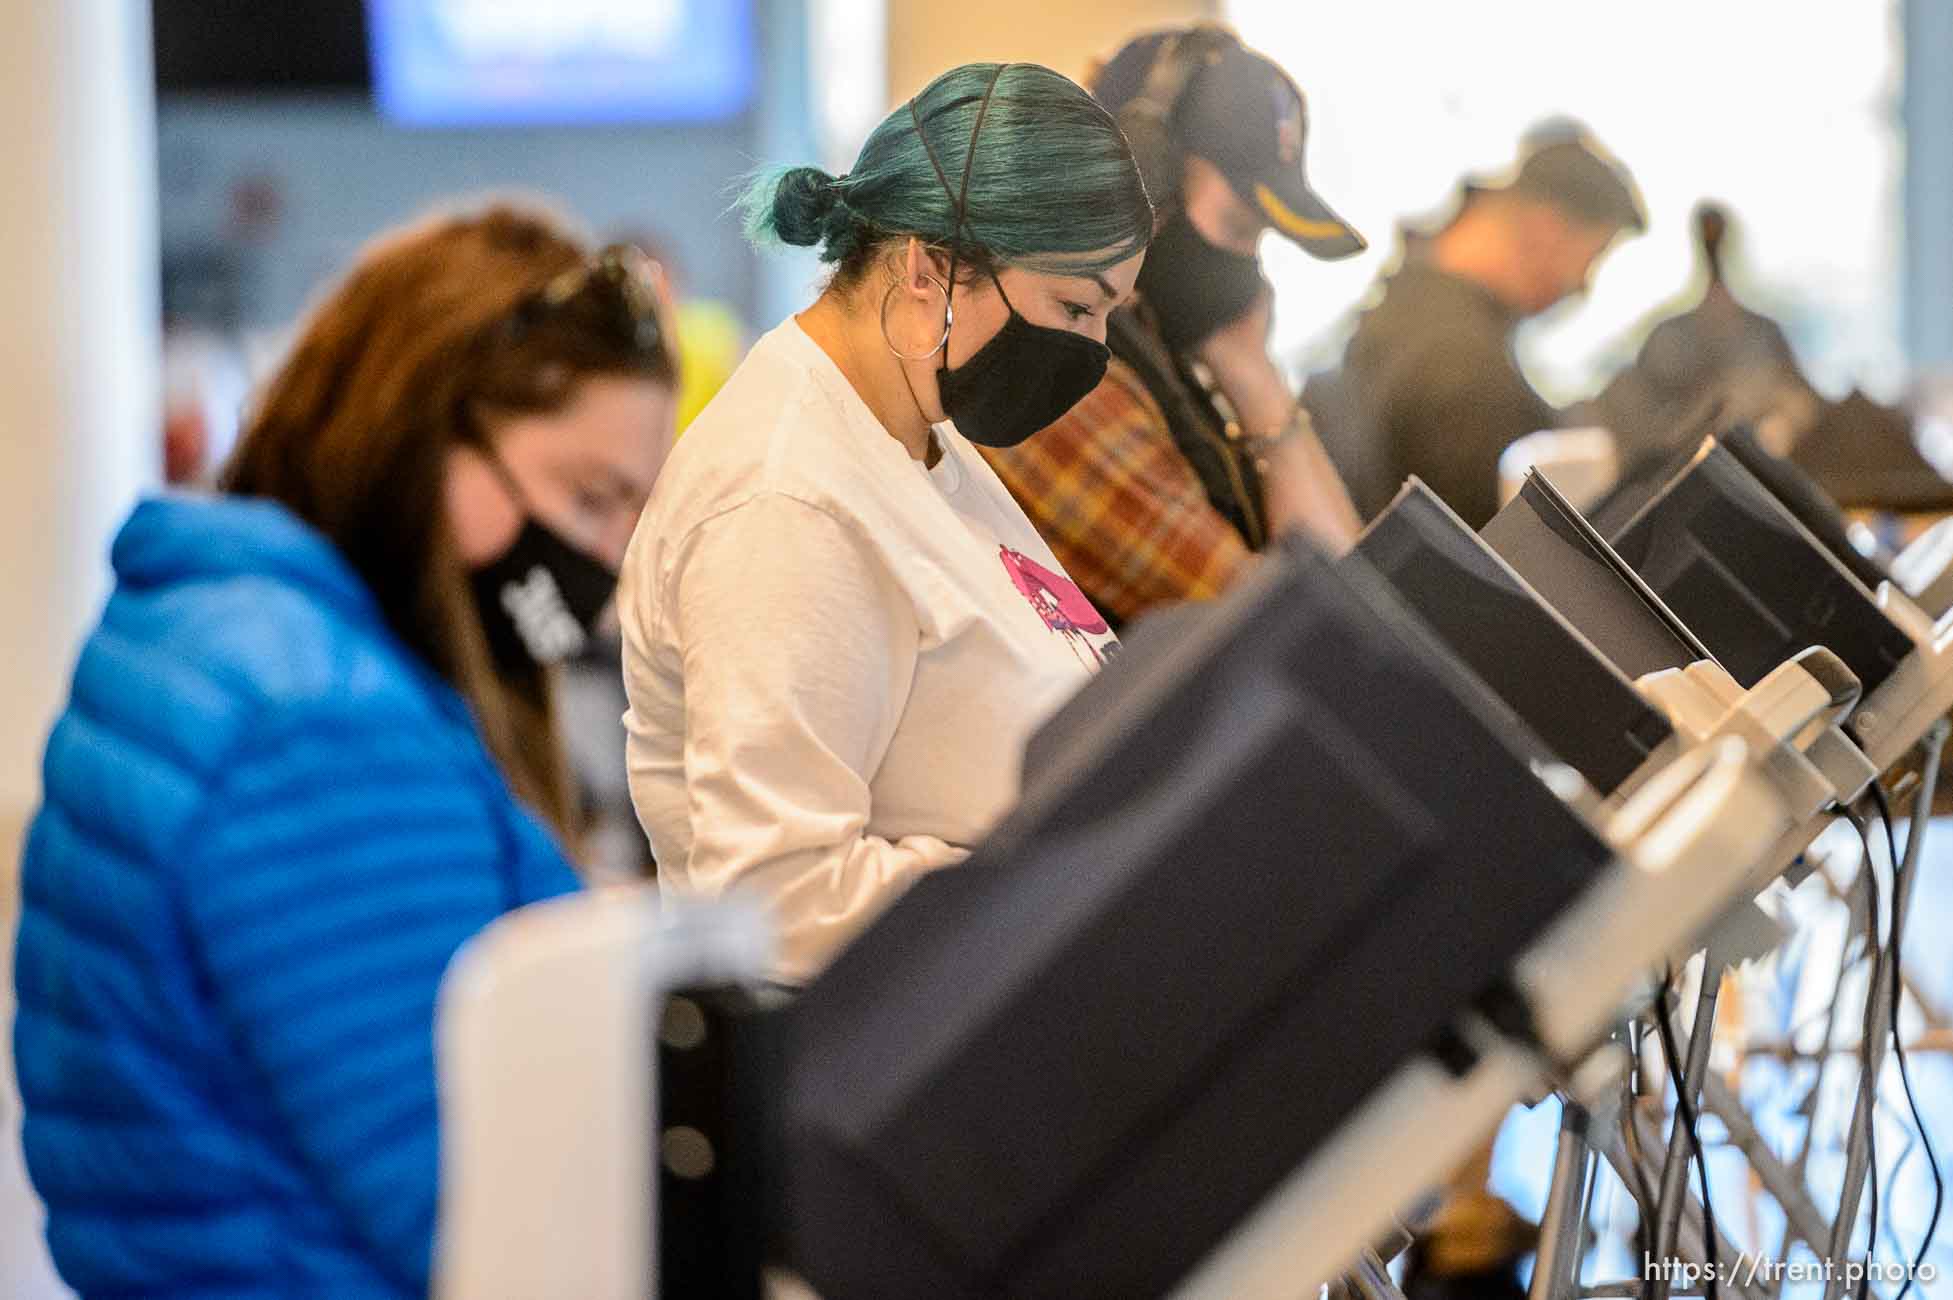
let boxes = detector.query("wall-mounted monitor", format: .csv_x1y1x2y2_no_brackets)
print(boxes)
366,0,756,127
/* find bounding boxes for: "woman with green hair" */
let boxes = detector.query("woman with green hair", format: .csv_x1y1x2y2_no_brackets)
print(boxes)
619,62,1153,982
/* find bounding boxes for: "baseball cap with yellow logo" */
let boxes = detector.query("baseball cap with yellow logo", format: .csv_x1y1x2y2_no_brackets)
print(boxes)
1094,30,1365,260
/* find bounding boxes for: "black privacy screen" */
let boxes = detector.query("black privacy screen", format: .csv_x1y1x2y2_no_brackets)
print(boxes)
1717,426,1894,595
1482,471,1710,682
1607,443,1912,696
783,538,1616,1300
1352,480,1672,796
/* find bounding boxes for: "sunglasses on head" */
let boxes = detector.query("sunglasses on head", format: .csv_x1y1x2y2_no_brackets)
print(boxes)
508,243,669,357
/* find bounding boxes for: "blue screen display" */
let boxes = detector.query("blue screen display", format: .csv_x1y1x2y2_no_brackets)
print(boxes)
367,0,755,127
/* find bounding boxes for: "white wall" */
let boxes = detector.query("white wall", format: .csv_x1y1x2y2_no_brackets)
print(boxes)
1,2,160,1295
886,0,1218,101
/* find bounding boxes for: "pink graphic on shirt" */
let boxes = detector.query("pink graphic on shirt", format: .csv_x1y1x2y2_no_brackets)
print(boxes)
999,545,1111,667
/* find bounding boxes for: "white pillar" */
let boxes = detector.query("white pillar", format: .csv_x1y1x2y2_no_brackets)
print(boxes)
0,3,160,1296
1905,0,1953,370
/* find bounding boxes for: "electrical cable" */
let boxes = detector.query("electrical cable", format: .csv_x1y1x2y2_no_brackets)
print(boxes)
1869,757,1945,1300
1655,966,1719,1300
1860,820,1881,1300
1849,809,1883,1300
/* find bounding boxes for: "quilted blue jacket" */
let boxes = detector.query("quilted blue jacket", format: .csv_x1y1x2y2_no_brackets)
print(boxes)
12,496,582,1297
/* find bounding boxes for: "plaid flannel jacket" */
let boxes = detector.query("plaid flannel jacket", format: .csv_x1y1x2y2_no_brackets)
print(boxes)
980,356,1254,628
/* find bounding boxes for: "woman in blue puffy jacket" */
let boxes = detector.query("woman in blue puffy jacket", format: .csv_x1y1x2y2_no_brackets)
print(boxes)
12,203,677,1296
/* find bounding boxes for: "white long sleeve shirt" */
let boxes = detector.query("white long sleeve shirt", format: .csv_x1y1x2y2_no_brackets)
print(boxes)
620,317,1118,983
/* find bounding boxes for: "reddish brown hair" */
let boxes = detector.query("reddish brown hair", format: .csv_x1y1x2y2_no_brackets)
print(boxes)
222,202,675,841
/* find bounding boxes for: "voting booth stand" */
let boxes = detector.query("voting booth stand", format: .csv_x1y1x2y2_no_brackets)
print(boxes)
431,431,1953,1300
1466,445,1953,1300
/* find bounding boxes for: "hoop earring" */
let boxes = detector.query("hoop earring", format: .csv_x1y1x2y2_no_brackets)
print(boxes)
880,273,953,361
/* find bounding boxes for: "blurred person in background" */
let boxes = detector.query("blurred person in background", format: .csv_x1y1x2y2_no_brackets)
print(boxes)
1585,201,1820,466
982,24,1367,630
621,62,1149,983
13,202,676,1297
609,226,746,435
1307,124,1645,528
1584,201,1946,521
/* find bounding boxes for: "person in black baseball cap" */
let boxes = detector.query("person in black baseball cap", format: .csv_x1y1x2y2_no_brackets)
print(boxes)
1305,121,1646,529
979,24,1368,630
1102,28,1365,262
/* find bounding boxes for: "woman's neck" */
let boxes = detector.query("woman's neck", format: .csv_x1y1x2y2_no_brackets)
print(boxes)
797,290,939,463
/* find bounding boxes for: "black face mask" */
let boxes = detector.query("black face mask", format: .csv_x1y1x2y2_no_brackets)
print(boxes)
468,458,619,672
909,67,1112,449
936,268,1110,448
1135,211,1266,353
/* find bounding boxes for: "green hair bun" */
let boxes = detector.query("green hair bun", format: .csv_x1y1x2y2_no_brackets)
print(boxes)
766,166,843,248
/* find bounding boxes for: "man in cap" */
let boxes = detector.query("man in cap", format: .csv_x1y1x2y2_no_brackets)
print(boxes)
1306,122,1646,529
979,24,1368,630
